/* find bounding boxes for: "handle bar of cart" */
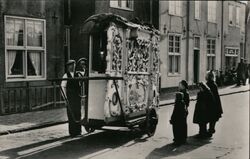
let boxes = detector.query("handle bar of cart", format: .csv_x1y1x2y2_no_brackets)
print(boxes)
48,76,125,124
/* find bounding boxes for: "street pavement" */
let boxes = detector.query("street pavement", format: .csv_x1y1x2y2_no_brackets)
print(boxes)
0,84,249,135
0,88,248,159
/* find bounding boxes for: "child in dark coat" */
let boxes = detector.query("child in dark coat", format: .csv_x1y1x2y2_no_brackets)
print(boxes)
179,80,190,140
170,92,187,145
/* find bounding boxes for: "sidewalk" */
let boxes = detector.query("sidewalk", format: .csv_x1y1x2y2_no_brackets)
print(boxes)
0,84,249,136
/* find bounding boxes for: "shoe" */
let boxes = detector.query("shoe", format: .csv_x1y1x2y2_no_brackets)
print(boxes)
208,129,215,134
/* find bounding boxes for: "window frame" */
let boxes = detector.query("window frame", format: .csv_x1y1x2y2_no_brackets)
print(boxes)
5,15,46,82
206,38,216,71
110,0,134,11
236,6,240,27
168,34,181,76
194,1,201,20
207,1,217,23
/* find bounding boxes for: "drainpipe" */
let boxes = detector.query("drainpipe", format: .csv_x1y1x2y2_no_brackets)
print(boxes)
221,0,224,73
150,0,153,24
186,1,190,82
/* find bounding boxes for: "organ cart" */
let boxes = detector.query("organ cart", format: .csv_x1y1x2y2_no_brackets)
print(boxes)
51,14,160,137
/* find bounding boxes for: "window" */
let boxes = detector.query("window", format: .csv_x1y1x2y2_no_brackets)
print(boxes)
195,1,201,20
207,39,216,71
110,0,133,10
229,5,234,25
208,1,217,23
168,34,181,74
5,16,46,81
236,7,240,26
225,47,239,69
169,1,182,16
194,37,200,49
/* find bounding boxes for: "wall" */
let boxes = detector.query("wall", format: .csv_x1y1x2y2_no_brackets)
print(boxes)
223,1,246,67
246,2,250,64
159,1,187,88
159,1,222,88
68,0,94,62
0,0,65,87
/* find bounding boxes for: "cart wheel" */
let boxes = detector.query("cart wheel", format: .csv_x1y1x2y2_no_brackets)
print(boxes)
84,126,95,133
146,109,158,137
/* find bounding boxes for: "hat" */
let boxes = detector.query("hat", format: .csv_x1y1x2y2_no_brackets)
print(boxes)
77,58,87,65
206,70,215,81
180,80,188,89
66,60,76,66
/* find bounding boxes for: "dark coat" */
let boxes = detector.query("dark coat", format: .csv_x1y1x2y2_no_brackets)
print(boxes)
236,62,246,79
193,89,216,124
66,72,82,136
170,100,186,124
207,81,223,121
180,90,190,109
170,99,187,143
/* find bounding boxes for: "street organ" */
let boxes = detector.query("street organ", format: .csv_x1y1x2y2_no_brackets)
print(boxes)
53,14,160,137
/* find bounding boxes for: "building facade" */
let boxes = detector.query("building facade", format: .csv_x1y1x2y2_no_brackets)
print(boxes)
159,1,246,89
222,1,246,71
65,0,159,63
245,2,250,64
0,0,65,114
0,0,65,85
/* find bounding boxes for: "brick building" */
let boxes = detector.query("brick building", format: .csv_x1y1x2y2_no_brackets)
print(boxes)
159,1,246,89
0,0,65,84
64,0,159,63
0,0,65,114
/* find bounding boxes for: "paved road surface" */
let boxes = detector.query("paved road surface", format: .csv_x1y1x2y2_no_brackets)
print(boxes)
0,91,248,159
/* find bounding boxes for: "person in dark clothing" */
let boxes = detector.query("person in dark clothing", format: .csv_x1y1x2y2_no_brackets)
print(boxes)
236,58,246,86
61,60,82,137
178,80,190,140
170,92,187,145
193,82,216,139
206,71,223,136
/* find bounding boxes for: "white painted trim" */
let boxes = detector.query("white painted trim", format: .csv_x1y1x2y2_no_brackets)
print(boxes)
167,34,182,75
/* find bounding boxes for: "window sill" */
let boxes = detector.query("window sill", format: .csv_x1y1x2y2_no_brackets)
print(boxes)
207,21,217,24
167,73,181,77
110,6,133,11
169,13,182,17
6,77,46,82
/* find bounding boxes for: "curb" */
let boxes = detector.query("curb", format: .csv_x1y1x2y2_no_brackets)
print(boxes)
0,88,249,136
0,121,67,136
159,89,250,107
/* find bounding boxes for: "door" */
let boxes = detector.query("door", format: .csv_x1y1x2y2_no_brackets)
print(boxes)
87,32,108,121
193,50,200,84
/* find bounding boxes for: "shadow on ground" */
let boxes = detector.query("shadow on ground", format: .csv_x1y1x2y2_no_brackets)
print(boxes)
146,135,212,159
0,130,148,159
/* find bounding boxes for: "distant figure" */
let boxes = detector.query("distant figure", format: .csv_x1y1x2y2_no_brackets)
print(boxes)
236,58,246,86
170,92,187,146
206,71,223,137
193,82,216,139
178,80,189,140
61,60,82,137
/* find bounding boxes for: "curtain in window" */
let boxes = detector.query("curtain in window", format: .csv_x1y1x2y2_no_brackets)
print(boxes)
28,52,41,75
8,51,17,75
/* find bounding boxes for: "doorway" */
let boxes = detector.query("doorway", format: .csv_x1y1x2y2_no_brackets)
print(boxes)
193,50,200,84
